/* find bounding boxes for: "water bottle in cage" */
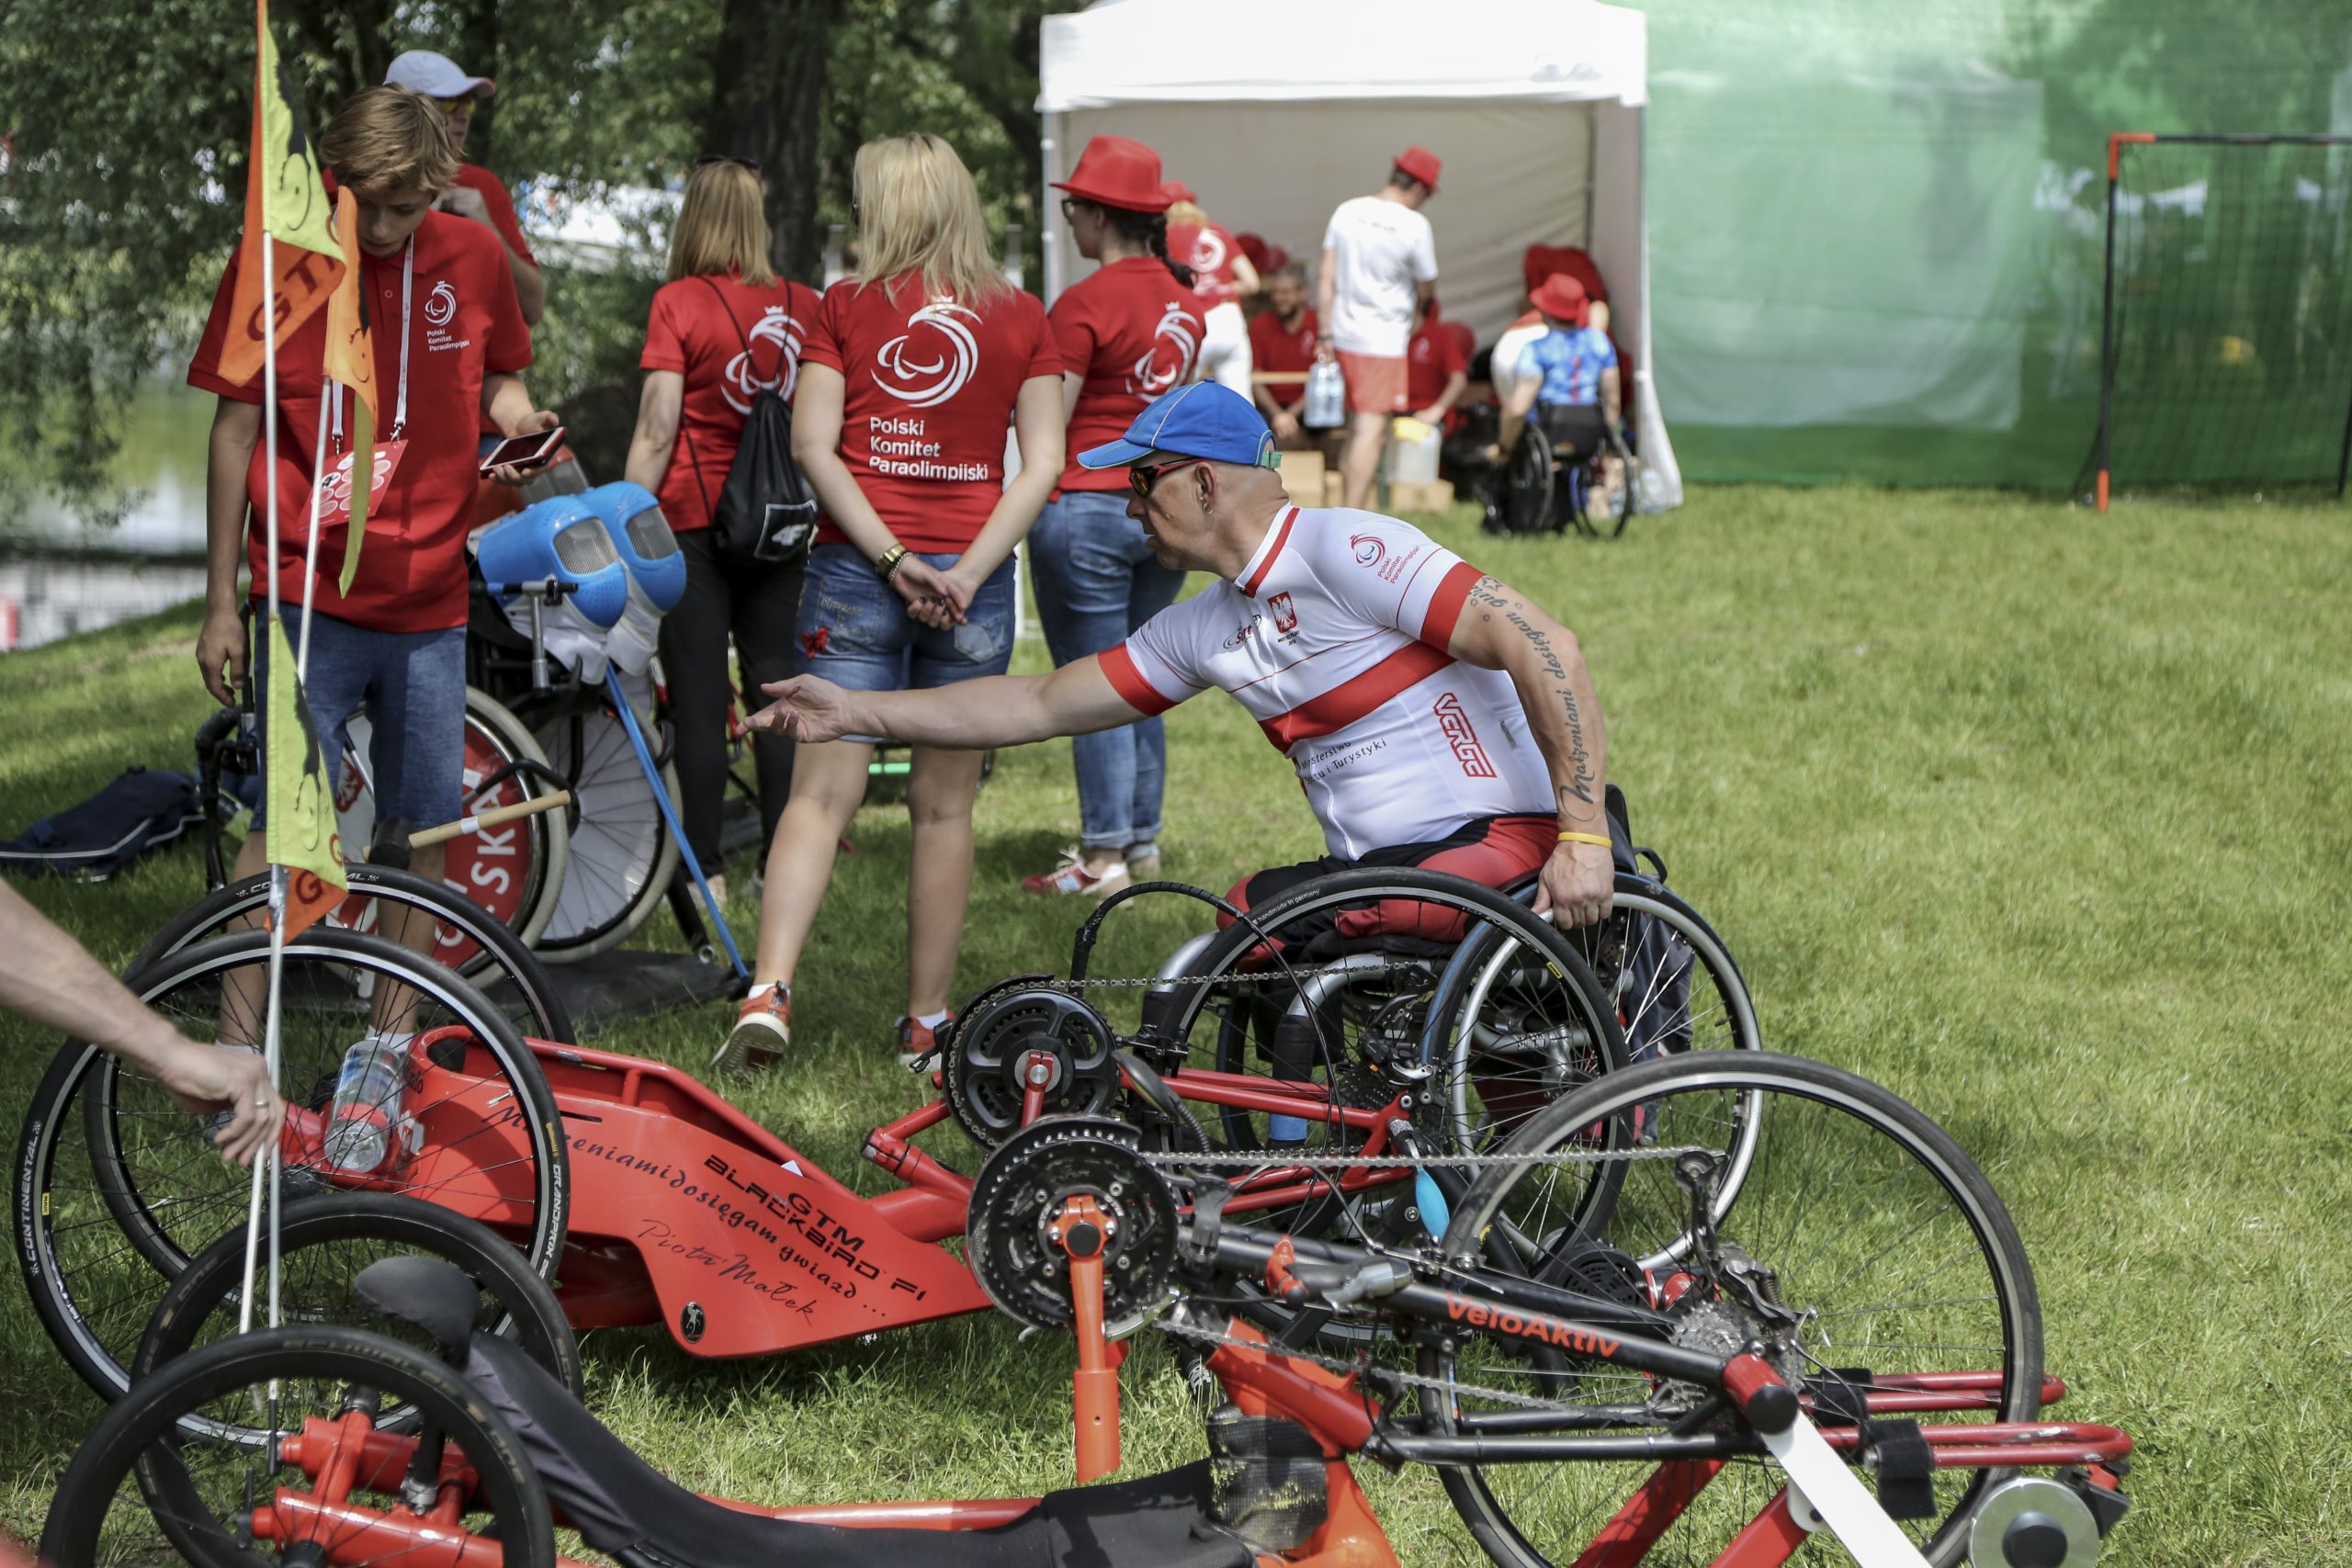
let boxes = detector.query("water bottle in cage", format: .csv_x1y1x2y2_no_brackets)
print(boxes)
1303,358,1347,431
322,1032,415,1174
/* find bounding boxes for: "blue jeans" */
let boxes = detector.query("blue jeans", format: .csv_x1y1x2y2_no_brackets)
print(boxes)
795,543,1017,695
1028,491,1187,853
247,606,467,831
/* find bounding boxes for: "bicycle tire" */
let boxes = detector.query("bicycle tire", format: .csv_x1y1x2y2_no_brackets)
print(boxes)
341,686,569,952
14,927,570,1402
131,863,573,1043
1426,1051,2043,1568
137,1191,582,1431
532,702,681,960
40,1325,555,1568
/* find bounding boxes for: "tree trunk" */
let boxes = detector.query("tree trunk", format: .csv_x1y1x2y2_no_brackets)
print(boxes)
706,0,844,284
453,0,503,168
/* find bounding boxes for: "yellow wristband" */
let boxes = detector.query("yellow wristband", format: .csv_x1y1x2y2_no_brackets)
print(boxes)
1558,831,1613,850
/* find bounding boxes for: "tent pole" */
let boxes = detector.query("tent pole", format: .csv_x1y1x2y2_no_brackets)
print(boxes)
2095,135,2122,513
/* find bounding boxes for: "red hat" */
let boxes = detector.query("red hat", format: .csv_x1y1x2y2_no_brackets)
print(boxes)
1161,179,1198,206
1394,145,1442,192
1522,243,1608,303
1235,231,1271,271
1263,243,1290,273
1530,273,1590,327
1054,135,1170,213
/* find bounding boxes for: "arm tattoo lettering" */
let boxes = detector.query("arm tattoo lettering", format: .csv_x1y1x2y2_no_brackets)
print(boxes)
1480,579,1599,809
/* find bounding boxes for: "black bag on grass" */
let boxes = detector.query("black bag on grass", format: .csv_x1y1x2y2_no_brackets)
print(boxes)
1,767,207,882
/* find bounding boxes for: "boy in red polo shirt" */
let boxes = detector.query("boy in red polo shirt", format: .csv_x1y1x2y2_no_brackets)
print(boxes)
188,87,557,908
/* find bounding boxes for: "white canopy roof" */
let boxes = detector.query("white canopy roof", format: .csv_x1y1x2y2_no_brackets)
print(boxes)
1038,0,1648,111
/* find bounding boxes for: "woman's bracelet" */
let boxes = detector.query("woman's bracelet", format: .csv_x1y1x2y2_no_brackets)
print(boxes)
875,544,910,581
1557,830,1613,851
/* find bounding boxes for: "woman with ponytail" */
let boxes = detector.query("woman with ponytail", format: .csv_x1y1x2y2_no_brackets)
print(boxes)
1022,135,1207,898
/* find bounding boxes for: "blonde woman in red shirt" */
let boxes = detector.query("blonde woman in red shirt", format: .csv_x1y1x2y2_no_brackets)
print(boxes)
719,134,1065,1073
622,155,821,902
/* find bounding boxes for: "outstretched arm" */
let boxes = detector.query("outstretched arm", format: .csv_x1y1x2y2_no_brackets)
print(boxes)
0,881,282,1165
1446,575,1611,927
746,655,1153,750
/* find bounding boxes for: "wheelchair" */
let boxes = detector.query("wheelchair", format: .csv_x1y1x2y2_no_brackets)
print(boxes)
1487,405,1639,540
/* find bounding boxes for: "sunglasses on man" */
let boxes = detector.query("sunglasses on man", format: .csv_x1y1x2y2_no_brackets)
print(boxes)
1128,456,1208,501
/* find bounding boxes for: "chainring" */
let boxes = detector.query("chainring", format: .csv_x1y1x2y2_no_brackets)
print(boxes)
944,984,1121,1148
966,1117,1181,1335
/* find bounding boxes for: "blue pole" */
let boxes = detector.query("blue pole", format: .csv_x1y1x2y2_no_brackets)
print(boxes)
603,669,749,980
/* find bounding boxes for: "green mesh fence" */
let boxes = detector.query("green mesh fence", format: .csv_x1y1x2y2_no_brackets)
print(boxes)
2096,136,2352,499
1629,0,2352,490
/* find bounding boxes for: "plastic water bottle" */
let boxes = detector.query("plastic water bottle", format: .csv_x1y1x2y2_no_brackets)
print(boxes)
322,1033,413,1174
1303,358,1346,430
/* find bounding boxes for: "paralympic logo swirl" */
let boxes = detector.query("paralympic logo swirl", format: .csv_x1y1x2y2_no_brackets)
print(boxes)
874,299,983,409
723,308,806,415
1126,302,1201,396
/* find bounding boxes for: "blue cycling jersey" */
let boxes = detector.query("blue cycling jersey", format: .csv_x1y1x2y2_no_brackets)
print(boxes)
1516,326,1618,407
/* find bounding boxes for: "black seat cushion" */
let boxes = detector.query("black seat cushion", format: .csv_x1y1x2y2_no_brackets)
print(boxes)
463,1334,1253,1568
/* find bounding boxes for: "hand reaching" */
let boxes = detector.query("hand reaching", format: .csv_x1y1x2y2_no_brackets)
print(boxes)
748,674,864,745
1530,840,1613,930
147,1037,284,1168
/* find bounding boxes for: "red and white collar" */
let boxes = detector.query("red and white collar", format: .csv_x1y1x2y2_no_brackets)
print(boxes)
1236,504,1300,598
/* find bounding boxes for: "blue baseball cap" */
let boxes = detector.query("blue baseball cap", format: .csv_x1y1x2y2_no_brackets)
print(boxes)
1077,382,1281,472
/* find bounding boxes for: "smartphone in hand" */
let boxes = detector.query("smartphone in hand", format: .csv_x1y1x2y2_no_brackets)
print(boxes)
479,427,566,476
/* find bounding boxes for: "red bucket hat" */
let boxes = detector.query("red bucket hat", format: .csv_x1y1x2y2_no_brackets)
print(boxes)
1054,136,1170,213
1161,178,1198,206
1530,273,1591,327
1394,145,1442,193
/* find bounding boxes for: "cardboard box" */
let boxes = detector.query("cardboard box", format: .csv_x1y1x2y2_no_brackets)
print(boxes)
1276,449,1326,506
1385,479,1455,514
1322,472,1345,507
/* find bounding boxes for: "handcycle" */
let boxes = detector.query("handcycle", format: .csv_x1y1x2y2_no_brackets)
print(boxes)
1488,415,1640,540
44,1052,2135,1568
20,868,1645,1395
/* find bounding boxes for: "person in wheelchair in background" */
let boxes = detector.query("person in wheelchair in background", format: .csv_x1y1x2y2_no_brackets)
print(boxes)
1487,273,1624,526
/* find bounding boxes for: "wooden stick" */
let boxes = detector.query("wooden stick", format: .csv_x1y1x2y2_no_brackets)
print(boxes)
1252,370,1311,385
409,790,572,849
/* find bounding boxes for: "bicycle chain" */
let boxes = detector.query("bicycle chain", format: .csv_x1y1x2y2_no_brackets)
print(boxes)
1132,1145,1707,1169
1045,959,1438,990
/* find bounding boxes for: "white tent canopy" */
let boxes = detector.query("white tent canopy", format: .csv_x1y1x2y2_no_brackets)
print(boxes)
1038,0,1680,509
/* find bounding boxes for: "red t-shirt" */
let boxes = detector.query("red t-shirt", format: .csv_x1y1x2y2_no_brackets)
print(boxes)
640,273,822,532
798,274,1060,552
1247,308,1319,408
1049,256,1205,491
454,165,537,437
187,210,533,633
1167,221,1243,307
1406,316,1468,411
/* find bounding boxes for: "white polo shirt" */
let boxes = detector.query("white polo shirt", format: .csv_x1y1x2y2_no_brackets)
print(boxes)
1320,197,1439,359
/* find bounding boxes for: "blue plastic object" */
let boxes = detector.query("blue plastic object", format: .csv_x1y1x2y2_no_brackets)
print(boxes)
1415,1168,1451,1240
476,497,632,630
582,481,686,615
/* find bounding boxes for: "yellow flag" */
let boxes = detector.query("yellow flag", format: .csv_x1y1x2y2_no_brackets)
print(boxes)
264,617,349,942
323,186,378,589
218,0,343,386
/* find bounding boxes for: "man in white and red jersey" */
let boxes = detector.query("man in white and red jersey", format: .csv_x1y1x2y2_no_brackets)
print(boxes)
749,380,1614,932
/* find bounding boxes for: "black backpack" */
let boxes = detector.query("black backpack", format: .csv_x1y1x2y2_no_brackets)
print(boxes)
685,277,817,568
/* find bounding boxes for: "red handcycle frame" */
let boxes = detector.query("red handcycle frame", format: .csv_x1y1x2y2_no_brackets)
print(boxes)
292,1026,1422,1359
230,1188,2133,1568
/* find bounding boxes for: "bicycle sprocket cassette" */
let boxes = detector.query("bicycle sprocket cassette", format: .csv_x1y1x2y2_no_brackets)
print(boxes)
944,983,1119,1148
966,1116,1180,1335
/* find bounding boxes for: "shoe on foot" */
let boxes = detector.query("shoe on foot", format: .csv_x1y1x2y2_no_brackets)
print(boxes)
1022,846,1131,897
716,983,791,1075
1125,845,1161,881
896,1011,956,1070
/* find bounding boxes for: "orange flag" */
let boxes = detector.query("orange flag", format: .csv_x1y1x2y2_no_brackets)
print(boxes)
322,186,379,586
217,0,344,387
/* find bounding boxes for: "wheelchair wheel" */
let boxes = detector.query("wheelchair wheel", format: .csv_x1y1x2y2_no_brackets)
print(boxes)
41,1325,555,1568
131,863,574,1043
1579,430,1639,540
1492,434,1554,536
137,1192,582,1437
340,686,569,951
14,928,568,1402
1424,1052,2042,1568
531,692,681,961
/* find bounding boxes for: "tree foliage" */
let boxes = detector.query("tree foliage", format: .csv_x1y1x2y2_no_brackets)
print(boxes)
0,0,1078,520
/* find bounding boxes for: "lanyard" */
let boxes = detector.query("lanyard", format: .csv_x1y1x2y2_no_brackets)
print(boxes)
331,237,413,449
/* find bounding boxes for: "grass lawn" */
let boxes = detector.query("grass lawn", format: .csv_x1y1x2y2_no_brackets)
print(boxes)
3,485,2349,1562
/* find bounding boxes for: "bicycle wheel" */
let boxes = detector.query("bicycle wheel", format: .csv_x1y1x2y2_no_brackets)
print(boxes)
40,1325,555,1568
1601,433,1640,539
14,928,569,1402
339,685,568,952
131,863,573,1043
1424,1052,2043,1568
1497,437,1554,536
1172,870,1625,1164
136,1192,582,1436
531,698,680,960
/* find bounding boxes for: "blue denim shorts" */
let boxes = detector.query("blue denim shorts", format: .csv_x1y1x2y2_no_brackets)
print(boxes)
795,543,1016,695
247,606,468,831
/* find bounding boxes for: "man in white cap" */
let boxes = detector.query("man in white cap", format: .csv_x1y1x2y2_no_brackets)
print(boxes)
385,49,545,326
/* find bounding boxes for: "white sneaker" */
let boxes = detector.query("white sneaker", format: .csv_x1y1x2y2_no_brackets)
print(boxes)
1021,847,1131,898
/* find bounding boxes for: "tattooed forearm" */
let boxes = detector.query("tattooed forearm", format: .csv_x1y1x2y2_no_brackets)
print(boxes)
1457,575,1604,813
1556,685,1596,807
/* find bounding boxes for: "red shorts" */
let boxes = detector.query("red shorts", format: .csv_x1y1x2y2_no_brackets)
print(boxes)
1221,812,1563,955
1336,350,1408,415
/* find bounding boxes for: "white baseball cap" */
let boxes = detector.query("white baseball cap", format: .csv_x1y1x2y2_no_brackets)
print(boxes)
384,50,495,99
